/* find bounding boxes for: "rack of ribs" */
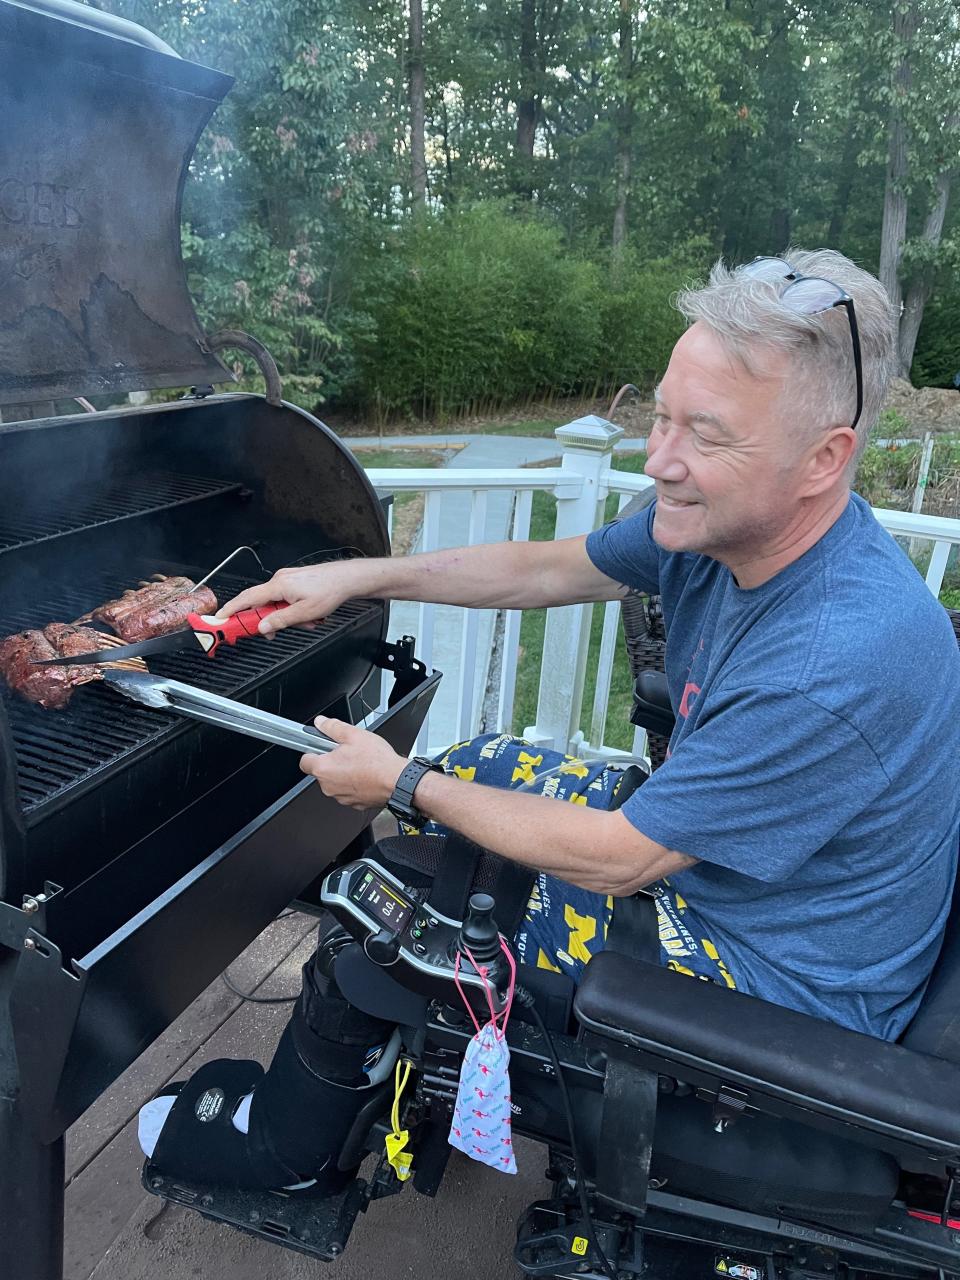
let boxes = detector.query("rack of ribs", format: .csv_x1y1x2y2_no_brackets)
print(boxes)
90,577,218,642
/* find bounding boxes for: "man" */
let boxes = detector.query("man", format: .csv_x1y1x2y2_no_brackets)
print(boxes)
138,249,960,1192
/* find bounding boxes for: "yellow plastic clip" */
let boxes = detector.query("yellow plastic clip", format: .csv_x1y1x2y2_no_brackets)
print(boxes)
385,1059,414,1181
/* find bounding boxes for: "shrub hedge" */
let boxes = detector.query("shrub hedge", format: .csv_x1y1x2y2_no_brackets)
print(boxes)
340,207,706,419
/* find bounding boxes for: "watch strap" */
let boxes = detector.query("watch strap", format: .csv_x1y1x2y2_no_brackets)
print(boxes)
388,755,443,824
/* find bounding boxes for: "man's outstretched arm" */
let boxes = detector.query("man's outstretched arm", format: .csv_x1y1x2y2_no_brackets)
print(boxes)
301,718,696,897
218,534,628,634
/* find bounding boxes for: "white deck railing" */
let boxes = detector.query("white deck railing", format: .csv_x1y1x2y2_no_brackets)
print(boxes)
365,416,960,759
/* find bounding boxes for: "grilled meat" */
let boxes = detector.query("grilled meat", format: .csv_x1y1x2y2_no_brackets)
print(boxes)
1,621,153,710
90,576,195,633
124,587,218,642
0,630,74,709
1,576,219,709
91,577,217,642
43,623,106,688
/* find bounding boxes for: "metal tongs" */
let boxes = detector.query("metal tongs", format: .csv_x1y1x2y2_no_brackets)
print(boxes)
102,670,335,755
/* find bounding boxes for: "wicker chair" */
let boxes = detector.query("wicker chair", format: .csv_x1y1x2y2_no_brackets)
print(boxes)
615,491,960,769
615,490,669,767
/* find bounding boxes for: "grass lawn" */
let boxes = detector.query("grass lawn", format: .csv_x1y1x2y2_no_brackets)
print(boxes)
512,452,649,751
351,446,451,469
481,418,566,437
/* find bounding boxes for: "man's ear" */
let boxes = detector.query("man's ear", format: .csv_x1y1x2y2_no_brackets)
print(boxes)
798,427,858,497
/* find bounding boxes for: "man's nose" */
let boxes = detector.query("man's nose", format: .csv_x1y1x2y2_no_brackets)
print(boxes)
645,435,688,483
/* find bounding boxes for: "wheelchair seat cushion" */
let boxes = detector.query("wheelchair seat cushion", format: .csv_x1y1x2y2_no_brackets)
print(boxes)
575,952,960,1159
652,1091,899,1232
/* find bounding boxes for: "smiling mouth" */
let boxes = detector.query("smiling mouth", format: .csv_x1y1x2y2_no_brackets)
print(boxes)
658,494,698,508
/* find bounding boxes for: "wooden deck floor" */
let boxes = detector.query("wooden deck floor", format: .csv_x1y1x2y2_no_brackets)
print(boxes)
64,909,546,1280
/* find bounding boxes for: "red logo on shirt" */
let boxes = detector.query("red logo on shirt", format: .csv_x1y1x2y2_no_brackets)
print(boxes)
679,682,701,718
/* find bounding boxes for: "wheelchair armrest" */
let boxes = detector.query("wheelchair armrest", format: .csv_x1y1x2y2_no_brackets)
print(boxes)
630,670,676,739
574,951,960,1164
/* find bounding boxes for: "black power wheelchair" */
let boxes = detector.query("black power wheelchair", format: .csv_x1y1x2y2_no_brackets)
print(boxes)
144,625,960,1280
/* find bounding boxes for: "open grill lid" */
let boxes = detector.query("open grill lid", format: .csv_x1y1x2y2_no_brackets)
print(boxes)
0,0,235,407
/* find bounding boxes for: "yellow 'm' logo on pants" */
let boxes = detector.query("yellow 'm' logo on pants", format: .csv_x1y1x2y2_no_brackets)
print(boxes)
452,764,476,781
558,759,589,779
564,905,597,963
511,751,543,785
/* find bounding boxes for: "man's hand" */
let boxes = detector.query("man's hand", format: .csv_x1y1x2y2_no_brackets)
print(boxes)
299,716,407,811
216,562,366,635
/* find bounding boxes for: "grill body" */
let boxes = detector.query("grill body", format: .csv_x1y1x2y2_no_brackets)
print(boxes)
0,8,440,1278
0,394,438,1279
0,393,396,906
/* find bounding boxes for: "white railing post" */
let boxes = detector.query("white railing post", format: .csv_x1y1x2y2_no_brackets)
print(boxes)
523,415,623,753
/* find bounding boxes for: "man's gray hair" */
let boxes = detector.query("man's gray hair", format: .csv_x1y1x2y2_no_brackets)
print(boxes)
675,249,899,460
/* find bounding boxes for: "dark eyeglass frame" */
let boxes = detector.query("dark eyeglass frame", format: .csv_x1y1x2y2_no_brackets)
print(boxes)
739,256,864,431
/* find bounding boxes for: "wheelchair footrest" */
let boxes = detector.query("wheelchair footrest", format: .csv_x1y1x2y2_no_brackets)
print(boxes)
142,1160,367,1262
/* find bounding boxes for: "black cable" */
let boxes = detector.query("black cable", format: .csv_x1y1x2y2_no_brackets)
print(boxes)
221,969,299,1004
515,986,619,1280
221,909,301,1004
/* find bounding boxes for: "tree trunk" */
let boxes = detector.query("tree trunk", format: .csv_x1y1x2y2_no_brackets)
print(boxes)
611,0,633,274
409,0,427,211
899,168,953,374
765,14,795,253
440,94,455,204
516,0,538,159
878,3,918,348
513,0,538,199
827,125,860,245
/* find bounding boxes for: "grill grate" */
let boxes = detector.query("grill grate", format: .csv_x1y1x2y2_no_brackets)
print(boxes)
0,471,245,554
2,561,378,814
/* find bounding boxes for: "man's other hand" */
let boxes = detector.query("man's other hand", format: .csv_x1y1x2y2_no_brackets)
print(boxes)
300,716,407,811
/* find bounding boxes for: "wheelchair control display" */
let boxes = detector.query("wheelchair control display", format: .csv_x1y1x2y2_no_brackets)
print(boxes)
350,869,413,934
322,858,509,1007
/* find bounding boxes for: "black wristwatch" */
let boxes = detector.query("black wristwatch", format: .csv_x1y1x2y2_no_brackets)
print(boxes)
387,756,444,825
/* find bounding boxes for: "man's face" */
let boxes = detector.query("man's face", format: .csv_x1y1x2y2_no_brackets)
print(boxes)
645,323,805,565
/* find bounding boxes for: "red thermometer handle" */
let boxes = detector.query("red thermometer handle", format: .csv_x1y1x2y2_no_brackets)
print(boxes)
187,603,290,657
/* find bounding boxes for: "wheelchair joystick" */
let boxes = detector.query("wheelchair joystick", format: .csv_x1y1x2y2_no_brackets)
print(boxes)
321,859,509,1010
457,893,501,963
364,928,400,965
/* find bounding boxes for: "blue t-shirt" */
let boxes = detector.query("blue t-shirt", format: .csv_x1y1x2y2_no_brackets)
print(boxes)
586,493,960,1040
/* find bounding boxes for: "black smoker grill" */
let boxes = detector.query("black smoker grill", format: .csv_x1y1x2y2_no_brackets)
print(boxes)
0,6,438,1279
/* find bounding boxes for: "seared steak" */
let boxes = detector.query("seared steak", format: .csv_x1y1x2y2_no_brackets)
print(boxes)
43,623,107,688
121,587,218,642
0,630,74,709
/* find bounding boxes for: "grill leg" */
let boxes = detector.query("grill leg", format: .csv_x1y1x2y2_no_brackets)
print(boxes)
0,955,64,1280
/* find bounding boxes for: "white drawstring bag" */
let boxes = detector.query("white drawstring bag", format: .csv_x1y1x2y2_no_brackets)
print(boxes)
447,941,517,1175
